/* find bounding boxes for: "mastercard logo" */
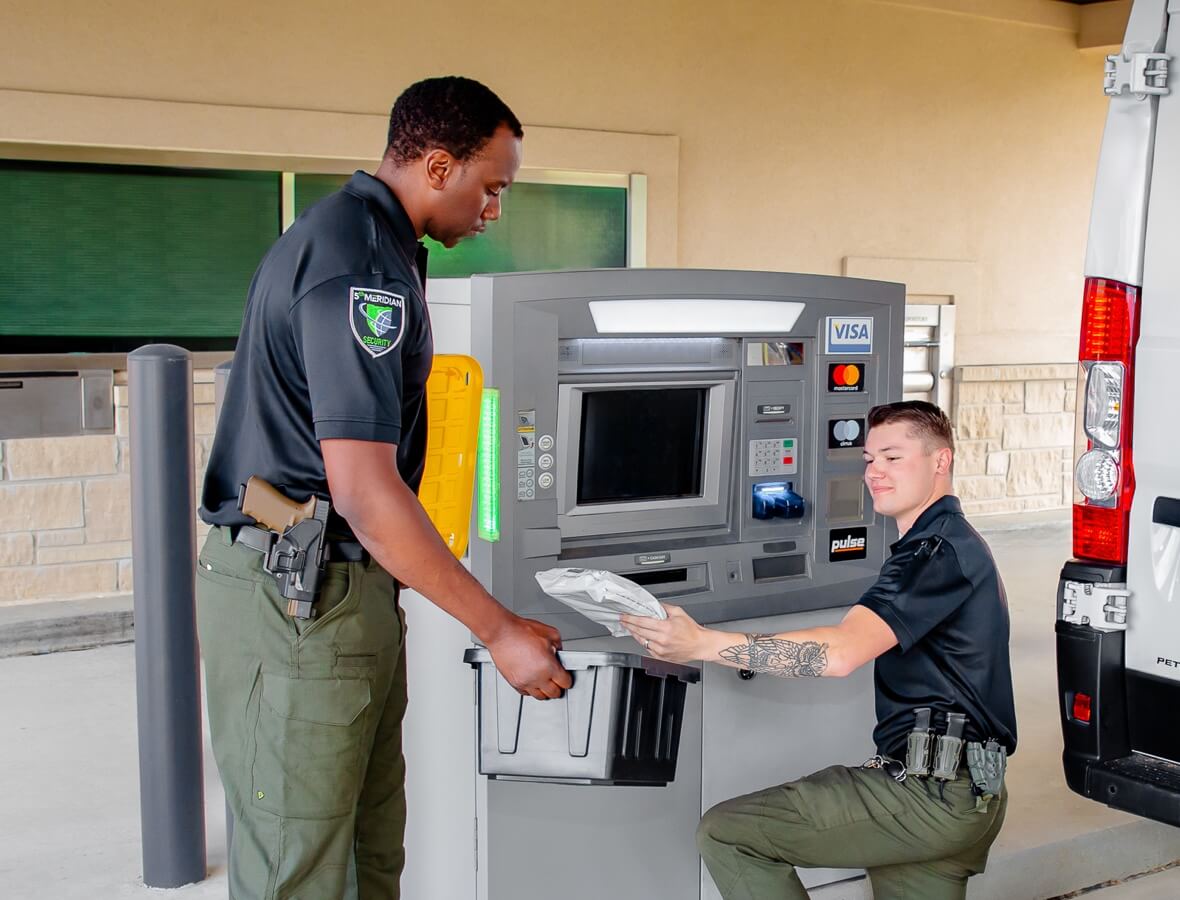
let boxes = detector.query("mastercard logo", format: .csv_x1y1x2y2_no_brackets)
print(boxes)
828,363,865,392
832,364,860,386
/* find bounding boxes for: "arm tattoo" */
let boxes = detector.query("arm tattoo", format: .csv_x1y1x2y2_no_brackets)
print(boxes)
718,633,829,677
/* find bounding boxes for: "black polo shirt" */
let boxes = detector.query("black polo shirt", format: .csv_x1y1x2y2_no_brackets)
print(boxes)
856,495,1018,759
200,171,434,537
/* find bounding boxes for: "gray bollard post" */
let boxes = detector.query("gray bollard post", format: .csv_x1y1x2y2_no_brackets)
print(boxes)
129,344,207,888
212,358,235,870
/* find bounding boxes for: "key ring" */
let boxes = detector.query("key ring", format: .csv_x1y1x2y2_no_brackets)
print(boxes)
863,755,907,783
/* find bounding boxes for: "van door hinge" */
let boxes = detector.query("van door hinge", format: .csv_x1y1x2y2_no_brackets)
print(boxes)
1062,581,1129,631
1105,52,1171,97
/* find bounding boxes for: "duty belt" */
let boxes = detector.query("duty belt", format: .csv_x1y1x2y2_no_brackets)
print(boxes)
232,524,369,564
903,707,1007,813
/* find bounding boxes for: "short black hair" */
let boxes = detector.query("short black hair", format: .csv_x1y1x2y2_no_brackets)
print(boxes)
385,76,523,166
867,400,955,453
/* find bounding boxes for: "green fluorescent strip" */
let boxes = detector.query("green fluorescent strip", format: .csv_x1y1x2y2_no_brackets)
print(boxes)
477,388,501,543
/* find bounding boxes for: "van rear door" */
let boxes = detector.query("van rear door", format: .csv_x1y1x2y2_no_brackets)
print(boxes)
1057,0,1180,826
1125,0,1180,763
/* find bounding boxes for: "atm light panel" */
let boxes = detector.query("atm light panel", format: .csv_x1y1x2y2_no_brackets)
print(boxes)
588,298,805,334
477,388,501,543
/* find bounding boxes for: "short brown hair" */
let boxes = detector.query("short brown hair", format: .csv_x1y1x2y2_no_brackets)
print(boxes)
867,401,954,453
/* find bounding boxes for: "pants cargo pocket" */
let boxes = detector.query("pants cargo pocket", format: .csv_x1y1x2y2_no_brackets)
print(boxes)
251,673,372,819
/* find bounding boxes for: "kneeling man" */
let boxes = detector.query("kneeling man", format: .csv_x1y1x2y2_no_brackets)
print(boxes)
623,400,1016,900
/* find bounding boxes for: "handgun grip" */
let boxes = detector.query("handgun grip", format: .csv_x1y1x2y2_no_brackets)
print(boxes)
240,476,317,532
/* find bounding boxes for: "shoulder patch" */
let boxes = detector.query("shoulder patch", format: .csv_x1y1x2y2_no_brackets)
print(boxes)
349,287,406,358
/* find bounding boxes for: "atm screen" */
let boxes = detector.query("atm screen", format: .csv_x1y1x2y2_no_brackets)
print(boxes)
577,388,706,504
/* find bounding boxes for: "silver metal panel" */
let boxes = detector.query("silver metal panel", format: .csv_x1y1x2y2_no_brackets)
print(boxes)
1127,5,1180,680
901,304,954,410
0,369,114,439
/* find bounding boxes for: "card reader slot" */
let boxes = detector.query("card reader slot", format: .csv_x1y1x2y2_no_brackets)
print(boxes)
622,567,689,587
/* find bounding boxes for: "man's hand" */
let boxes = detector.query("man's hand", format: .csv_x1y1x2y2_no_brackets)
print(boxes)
625,604,898,678
323,438,573,696
620,604,711,663
486,616,572,700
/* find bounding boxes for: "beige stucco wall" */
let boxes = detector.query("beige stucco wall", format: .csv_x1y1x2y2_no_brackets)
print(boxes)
0,0,1125,603
2,0,1115,364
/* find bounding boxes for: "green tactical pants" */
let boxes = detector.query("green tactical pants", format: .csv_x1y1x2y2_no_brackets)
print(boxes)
697,763,1008,900
195,527,408,900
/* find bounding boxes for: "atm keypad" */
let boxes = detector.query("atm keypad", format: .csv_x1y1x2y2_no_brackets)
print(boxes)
749,438,798,476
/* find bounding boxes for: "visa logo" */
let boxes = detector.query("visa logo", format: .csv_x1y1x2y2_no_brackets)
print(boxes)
834,322,869,340
825,317,873,354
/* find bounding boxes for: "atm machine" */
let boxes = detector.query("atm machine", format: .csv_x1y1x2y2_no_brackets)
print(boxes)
417,269,903,900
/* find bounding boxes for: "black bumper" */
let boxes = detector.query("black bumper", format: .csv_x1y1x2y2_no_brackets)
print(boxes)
1057,561,1180,827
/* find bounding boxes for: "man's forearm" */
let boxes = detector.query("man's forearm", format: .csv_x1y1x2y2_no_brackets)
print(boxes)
703,627,840,678
343,476,514,644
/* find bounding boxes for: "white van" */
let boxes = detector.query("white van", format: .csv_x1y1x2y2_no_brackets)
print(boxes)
1057,0,1180,825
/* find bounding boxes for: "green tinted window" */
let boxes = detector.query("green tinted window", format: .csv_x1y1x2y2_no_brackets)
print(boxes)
294,175,627,276
0,161,280,352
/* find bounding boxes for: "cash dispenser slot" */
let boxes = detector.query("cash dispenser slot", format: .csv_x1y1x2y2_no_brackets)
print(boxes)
617,563,708,597
752,554,808,582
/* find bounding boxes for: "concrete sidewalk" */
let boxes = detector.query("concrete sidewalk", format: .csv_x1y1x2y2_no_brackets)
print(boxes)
2,514,1179,899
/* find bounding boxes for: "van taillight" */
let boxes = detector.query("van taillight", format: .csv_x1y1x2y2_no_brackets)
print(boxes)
1073,278,1140,564
1072,692,1093,724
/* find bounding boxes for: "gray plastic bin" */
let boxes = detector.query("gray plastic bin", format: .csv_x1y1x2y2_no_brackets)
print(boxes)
464,648,701,786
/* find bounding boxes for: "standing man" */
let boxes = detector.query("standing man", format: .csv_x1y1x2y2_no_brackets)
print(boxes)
622,401,1016,900
197,76,571,900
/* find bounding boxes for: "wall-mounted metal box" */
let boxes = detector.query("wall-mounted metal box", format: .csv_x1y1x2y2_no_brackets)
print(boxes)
0,370,115,439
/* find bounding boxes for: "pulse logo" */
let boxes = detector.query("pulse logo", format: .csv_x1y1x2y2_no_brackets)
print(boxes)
825,317,873,354
829,527,868,562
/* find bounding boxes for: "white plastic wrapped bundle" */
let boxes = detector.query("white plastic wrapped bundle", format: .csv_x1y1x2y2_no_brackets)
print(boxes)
534,568,667,637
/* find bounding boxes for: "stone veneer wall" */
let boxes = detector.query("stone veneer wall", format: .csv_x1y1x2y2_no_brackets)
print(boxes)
1,361,1078,606
951,364,1078,516
0,368,216,606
